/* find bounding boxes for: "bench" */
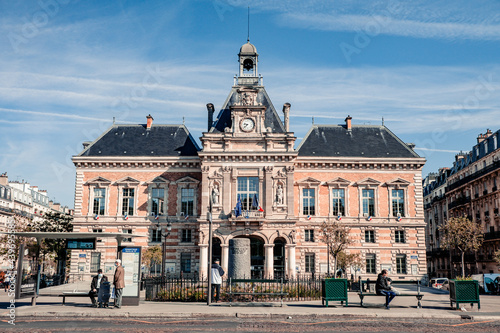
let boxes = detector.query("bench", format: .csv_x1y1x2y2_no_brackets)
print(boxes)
228,278,288,307
59,291,90,305
358,279,423,308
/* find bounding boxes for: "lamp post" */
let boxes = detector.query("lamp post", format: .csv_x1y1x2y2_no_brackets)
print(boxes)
158,220,172,277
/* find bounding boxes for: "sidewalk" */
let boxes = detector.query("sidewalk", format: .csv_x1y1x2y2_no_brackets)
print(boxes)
2,284,499,321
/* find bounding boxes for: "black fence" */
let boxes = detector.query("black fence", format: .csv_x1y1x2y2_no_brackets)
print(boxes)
145,276,360,302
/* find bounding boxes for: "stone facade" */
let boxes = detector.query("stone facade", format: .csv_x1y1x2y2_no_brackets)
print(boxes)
424,129,500,278
72,42,427,281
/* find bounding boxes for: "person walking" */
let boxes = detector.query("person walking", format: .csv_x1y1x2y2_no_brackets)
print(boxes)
3,274,10,292
113,259,125,308
376,269,396,309
211,259,224,303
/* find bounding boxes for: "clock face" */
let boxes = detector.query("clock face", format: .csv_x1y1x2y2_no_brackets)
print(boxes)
240,118,255,132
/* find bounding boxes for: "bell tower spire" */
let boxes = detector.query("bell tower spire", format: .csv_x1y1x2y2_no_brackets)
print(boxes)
237,41,259,85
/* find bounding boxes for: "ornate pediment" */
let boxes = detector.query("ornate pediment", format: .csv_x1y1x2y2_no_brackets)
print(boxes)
295,177,322,187
114,176,141,186
385,178,411,188
85,176,111,186
174,176,200,185
145,176,170,187
355,177,381,187
325,177,351,187
237,87,259,106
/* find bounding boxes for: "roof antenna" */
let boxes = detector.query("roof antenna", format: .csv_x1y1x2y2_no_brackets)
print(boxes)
183,117,185,125
113,116,115,125
312,116,315,125
247,6,250,42
382,116,384,126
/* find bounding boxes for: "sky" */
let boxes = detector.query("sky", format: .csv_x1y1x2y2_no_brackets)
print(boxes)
1,0,500,208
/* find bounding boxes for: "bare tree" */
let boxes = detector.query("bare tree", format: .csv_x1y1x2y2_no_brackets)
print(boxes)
337,251,362,279
439,216,483,277
321,220,352,275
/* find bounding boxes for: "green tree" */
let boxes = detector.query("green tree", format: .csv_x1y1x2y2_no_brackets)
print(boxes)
31,212,73,276
321,220,353,275
142,245,162,276
439,216,483,278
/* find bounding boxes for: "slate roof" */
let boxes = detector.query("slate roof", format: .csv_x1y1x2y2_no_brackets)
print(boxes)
211,86,285,133
79,125,200,157
297,125,420,158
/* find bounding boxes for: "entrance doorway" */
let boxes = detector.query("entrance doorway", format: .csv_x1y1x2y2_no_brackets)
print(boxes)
273,238,286,279
212,237,221,263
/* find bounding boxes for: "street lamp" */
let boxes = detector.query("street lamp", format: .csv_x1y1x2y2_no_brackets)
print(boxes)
157,220,172,277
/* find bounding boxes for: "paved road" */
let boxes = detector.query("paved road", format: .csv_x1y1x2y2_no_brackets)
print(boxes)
3,317,500,333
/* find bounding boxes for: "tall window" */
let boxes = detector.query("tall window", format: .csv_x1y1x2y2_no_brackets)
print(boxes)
396,254,407,274
366,254,376,274
362,189,375,216
392,189,405,217
181,229,192,243
365,230,375,243
151,188,164,216
93,188,106,216
90,252,101,273
302,189,316,216
181,253,191,273
395,230,405,243
237,177,259,210
305,253,315,273
304,229,314,242
151,229,162,243
181,188,194,216
332,189,345,216
122,188,134,216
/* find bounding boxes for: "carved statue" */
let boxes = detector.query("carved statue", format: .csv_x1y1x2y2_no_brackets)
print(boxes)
212,185,220,205
276,184,284,205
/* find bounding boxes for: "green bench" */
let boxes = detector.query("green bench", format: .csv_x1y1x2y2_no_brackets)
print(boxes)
358,279,423,308
228,278,288,307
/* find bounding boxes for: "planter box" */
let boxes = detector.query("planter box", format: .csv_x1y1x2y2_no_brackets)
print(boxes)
322,278,348,307
449,280,480,310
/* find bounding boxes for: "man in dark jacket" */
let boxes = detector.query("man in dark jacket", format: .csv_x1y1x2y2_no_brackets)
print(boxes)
376,269,396,309
89,269,108,307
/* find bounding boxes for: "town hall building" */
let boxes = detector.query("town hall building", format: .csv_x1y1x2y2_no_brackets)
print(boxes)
71,41,427,280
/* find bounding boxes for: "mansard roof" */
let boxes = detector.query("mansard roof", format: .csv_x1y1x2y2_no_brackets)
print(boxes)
79,124,200,157
297,125,420,158
210,86,285,133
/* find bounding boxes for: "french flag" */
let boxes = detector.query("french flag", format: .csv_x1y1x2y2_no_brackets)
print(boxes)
185,215,189,220
124,214,129,220
94,214,99,220
307,215,312,220
397,216,402,222
367,216,372,221
155,214,159,220
337,215,342,221
252,194,264,212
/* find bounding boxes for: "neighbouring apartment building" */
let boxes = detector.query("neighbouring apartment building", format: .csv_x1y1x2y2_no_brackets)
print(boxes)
424,129,500,278
72,41,427,281
0,172,73,270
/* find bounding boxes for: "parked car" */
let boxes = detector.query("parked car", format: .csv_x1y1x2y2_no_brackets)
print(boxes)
430,278,449,289
441,279,450,291
471,274,500,294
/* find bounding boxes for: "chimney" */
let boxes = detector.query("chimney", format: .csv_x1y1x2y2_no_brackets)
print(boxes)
0,172,7,186
206,103,214,131
406,143,416,150
82,141,92,149
345,115,352,131
52,203,61,211
282,103,291,132
146,114,154,130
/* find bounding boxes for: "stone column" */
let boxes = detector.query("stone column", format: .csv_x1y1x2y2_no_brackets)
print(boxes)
228,238,251,279
201,167,210,217
221,244,229,275
199,244,208,279
286,244,296,279
222,167,232,215
264,167,273,216
264,244,275,279
286,166,294,216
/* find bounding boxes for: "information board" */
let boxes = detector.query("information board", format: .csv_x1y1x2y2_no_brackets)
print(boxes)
119,246,141,303
66,239,96,250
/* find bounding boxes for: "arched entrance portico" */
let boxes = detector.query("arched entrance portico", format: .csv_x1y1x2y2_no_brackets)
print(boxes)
273,238,286,279
234,235,265,279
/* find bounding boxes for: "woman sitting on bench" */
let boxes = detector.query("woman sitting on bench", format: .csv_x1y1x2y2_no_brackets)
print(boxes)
376,269,396,310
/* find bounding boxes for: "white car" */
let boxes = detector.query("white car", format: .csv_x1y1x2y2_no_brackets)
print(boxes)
430,278,449,289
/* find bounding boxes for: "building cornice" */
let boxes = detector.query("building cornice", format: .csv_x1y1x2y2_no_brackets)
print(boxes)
295,156,426,171
72,156,200,169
